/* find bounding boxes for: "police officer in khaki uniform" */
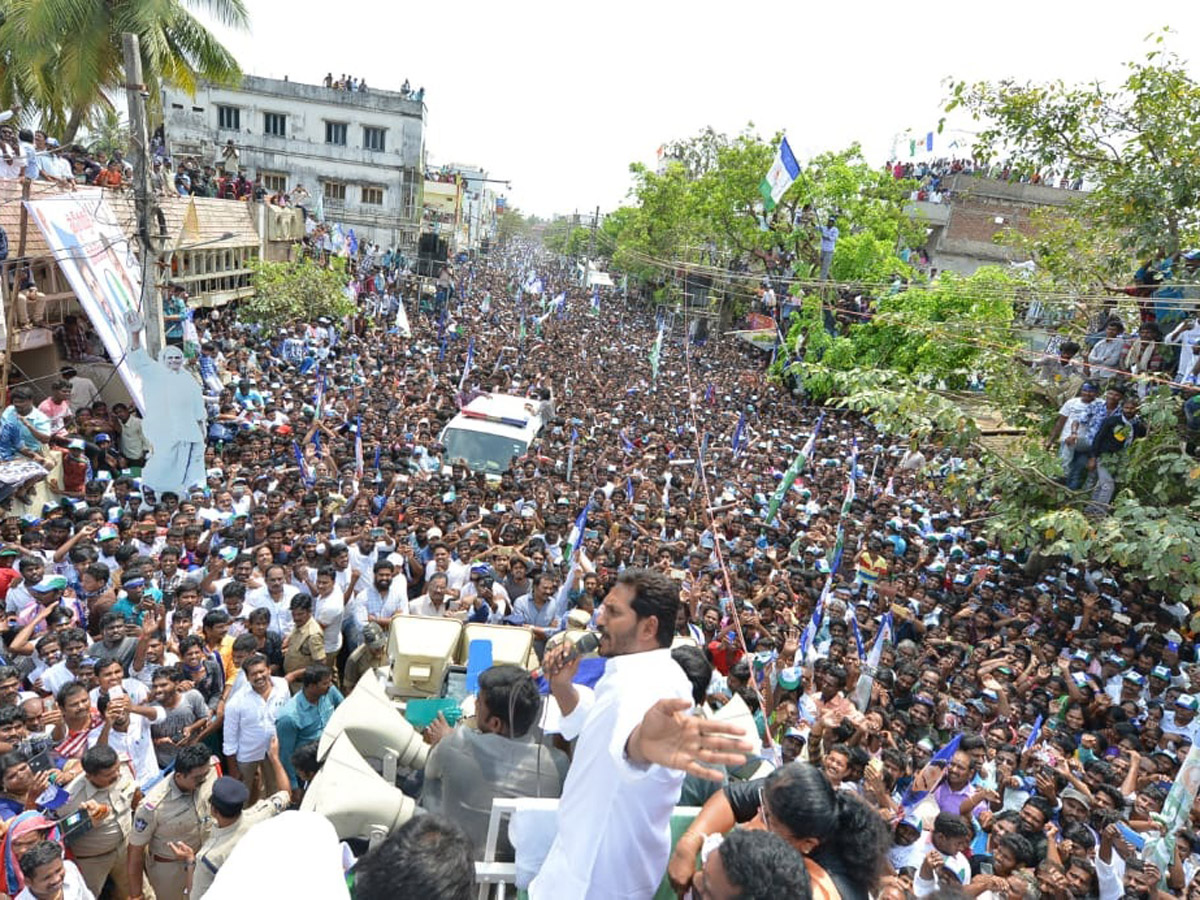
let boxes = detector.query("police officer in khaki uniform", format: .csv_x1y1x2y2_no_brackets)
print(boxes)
169,736,291,898
282,594,326,693
58,744,141,899
127,744,216,900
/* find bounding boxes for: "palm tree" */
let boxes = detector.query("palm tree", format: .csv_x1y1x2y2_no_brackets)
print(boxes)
0,0,248,142
85,107,129,159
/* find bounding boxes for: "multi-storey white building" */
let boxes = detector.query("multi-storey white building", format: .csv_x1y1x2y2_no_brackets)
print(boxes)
161,75,426,251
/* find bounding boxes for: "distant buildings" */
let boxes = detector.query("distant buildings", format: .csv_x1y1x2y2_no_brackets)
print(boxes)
162,76,426,251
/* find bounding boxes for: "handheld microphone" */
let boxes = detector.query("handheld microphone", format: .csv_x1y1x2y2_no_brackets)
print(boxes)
566,631,601,661
536,631,601,681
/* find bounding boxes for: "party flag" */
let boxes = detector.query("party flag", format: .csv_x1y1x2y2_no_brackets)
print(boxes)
354,417,364,479
566,502,591,561
625,477,634,503
925,131,934,152
931,733,964,766
766,415,823,525
1022,715,1043,753
292,443,313,486
732,412,746,457
850,616,866,661
853,612,892,711
759,136,800,211
458,337,475,393
1145,743,1200,878
649,322,664,383
591,286,600,315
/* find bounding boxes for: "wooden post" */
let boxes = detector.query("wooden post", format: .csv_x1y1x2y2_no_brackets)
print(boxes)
123,32,164,356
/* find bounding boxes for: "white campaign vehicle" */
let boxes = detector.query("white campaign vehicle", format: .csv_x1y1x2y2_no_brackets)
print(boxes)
439,393,547,477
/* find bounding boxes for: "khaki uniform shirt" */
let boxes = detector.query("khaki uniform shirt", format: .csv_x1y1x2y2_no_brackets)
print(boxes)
283,617,325,678
129,768,218,857
192,790,289,898
59,767,136,856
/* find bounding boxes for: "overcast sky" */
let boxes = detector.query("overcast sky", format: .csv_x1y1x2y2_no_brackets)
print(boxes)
205,1,1200,218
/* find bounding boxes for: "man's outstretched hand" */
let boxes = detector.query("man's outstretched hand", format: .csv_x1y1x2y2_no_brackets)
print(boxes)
627,698,754,782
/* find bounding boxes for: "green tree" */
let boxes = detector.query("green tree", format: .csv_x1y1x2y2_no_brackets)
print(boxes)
244,257,355,329
84,106,128,159
0,0,248,141
946,30,1200,262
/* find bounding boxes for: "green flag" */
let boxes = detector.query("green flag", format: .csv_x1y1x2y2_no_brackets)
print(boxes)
766,416,822,525
649,323,663,383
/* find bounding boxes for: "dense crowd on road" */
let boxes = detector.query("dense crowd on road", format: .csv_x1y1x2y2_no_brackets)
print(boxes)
0,240,1190,899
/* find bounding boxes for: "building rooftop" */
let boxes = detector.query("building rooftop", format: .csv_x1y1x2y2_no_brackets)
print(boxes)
196,75,426,117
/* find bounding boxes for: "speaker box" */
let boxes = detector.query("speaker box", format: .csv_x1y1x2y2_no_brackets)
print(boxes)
318,671,429,774
388,615,463,699
301,733,416,842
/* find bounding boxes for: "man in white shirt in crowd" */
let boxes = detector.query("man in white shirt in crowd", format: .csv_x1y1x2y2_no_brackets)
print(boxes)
246,564,298,638
311,565,344,668
424,542,469,593
223,654,290,800
533,568,752,900
351,559,409,632
1167,316,1200,382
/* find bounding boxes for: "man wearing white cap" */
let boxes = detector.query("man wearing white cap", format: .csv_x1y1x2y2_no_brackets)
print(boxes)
1163,694,1200,742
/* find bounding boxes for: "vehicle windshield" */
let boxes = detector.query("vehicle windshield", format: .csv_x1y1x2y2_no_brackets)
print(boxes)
442,428,527,474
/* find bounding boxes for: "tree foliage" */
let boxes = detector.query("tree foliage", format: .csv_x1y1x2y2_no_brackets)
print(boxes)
0,0,248,141
946,30,1200,263
244,256,355,329
610,127,924,285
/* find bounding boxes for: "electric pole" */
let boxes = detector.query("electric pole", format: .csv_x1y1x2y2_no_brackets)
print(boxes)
588,205,599,259
122,32,164,357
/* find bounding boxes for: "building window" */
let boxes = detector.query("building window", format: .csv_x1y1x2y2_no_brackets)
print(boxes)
263,172,288,193
323,182,346,202
263,112,287,137
325,122,348,146
362,186,384,206
217,105,240,130
362,126,386,152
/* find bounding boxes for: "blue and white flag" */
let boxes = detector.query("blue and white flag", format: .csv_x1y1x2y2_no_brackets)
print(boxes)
457,337,475,393
591,286,600,315
1023,715,1044,753
566,502,591,560
732,412,746,457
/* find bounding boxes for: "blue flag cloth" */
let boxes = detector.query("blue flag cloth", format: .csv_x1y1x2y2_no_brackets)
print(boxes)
931,733,964,765
536,657,606,694
850,616,866,661
732,412,746,457
926,131,934,152
625,477,634,503
293,443,313,486
1023,715,1043,753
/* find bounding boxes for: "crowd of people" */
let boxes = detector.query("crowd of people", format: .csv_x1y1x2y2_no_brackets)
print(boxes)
890,157,1087,203
0,238,1189,900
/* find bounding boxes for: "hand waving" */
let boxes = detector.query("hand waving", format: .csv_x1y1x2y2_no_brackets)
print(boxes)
629,698,754,782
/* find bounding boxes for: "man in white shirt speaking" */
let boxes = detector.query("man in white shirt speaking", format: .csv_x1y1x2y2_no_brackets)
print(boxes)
533,568,751,900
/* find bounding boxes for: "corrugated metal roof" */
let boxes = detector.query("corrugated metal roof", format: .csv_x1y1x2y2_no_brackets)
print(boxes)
0,179,263,257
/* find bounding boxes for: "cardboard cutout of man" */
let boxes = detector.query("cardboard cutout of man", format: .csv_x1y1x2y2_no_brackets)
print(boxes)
124,310,207,495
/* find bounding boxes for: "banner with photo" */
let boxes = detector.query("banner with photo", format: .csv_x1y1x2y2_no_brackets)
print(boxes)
27,191,145,410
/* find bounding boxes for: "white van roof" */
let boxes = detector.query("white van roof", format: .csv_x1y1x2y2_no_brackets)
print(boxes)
444,393,545,439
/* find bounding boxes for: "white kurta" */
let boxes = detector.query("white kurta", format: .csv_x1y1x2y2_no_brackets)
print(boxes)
530,647,692,900
129,347,207,494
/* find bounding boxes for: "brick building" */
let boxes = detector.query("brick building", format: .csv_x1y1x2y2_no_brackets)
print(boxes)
908,173,1081,275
